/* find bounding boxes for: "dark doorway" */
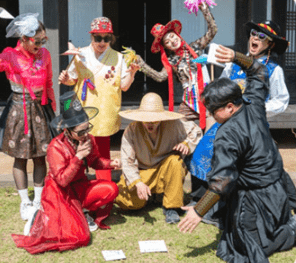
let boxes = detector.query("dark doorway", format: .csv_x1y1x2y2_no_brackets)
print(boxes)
272,0,296,104
0,1,19,104
103,0,171,105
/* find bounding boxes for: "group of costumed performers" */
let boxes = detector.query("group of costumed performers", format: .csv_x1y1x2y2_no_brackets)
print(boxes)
185,19,295,229
0,13,56,221
1,0,296,260
58,17,140,182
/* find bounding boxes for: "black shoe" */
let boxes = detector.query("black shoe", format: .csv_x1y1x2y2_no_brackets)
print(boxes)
163,208,180,224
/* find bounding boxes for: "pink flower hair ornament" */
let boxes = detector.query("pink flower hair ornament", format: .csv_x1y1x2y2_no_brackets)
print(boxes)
184,0,216,16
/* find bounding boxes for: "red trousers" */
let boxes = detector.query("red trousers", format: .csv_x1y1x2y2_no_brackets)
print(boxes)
73,179,119,228
95,136,112,181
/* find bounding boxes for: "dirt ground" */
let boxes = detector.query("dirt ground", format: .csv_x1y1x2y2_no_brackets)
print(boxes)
270,129,296,173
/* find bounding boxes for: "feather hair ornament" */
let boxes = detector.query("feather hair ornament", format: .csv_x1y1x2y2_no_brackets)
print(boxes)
122,46,137,67
184,0,216,16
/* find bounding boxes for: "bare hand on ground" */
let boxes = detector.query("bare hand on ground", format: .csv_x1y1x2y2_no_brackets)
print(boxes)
178,206,202,233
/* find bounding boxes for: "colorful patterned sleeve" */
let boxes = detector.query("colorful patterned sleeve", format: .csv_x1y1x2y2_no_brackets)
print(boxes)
189,3,218,54
136,55,168,82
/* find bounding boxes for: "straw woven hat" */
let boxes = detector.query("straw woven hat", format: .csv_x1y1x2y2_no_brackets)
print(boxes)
119,92,184,122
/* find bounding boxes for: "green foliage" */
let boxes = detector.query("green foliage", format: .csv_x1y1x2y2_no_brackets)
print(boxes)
0,187,295,263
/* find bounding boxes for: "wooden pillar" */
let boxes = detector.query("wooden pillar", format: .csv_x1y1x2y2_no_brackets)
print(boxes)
43,0,69,113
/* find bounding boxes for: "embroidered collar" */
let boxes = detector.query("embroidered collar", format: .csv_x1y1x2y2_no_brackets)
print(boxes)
90,44,110,61
15,40,37,60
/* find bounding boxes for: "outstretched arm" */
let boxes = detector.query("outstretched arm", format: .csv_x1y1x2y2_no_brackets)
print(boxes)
216,45,269,104
136,55,168,82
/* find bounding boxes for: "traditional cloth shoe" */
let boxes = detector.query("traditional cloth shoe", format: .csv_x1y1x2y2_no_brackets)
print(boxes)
23,206,38,236
84,212,98,232
20,201,33,221
163,208,180,224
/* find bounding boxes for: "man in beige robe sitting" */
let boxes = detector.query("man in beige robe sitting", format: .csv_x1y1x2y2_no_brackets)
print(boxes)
115,92,202,223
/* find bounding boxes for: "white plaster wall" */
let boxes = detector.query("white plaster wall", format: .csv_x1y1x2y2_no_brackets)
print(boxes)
68,0,102,48
171,0,235,46
19,0,43,22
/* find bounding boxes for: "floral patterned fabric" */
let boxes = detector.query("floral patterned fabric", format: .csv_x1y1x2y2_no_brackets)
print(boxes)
2,92,51,159
186,122,220,181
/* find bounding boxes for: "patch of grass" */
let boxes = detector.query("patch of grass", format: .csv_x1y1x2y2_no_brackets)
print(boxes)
0,187,295,263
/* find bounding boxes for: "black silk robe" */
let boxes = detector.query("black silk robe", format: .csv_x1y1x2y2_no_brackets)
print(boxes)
207,61,296,263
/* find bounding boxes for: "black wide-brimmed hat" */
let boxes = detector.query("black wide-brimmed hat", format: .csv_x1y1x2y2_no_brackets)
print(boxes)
245,20,289,55
51,92,98,131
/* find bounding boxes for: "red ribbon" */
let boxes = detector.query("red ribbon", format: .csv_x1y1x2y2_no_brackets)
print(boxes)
176,33,206,130
160,46,174,111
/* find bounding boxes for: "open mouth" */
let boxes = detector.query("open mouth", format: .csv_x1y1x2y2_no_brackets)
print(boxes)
252,43,258,48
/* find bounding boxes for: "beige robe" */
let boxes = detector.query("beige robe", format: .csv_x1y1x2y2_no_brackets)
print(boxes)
121,119,202,188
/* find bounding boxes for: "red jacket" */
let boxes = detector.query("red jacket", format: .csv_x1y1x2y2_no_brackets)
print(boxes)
12,132,114,254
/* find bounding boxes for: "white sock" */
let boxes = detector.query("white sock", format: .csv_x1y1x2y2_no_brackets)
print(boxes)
33,186,43,203
18,189,31,203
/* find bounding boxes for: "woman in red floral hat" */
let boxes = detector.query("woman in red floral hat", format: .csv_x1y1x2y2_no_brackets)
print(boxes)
136,3,217,130
59,17,140,181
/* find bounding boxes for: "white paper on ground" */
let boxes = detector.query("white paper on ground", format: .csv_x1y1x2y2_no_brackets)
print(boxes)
139,240,168,253
207,43,226,68
101,250,126,261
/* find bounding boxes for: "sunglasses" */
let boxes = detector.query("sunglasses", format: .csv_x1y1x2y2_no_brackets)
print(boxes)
250,29,272,41
72,123,93,137
29,37,48,46
93,35,112,43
